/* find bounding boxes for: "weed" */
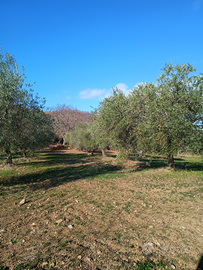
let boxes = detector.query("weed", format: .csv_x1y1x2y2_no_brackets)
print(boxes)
122,201,131,213
136,261,156,269
115,232,122,239
11,239,19,244
59,240,70,248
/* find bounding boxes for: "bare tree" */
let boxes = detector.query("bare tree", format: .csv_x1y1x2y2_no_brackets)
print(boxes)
47,104,92,145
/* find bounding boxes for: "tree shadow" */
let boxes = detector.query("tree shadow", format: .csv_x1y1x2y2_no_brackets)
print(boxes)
130,156,203,171
196,255,203,270
1,151,202,193
0,152,121,191
139,158,167,169
18,153,91,167
174,161,203,171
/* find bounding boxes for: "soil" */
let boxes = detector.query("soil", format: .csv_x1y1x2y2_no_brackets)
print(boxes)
0,147,202,269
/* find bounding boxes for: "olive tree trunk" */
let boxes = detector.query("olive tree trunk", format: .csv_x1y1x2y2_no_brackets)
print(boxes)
5,149,12,164
62,137,66,145
101,149,106,157
167,155,175,168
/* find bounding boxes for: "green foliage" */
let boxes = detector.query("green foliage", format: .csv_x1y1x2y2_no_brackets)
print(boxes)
133,63,203,167
0,50,55,163
115,151,129,167
64,131,71,146
92,88,135,154
68,123,96,153
92,63,203,168
186,130,203,155
17,109,55,155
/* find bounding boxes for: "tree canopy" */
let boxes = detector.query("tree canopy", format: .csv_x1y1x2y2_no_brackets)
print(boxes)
0,50,55,164
135,63,203,167
68,123,96,154
91,63,203,168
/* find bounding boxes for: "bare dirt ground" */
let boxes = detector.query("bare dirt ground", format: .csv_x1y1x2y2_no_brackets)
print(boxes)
0,148,202,269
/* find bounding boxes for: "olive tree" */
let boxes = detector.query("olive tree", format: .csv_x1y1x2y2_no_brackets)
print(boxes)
17,108,55,157
92,88,136,157
92,63,203,168
0,50,55,164
131,63,203,168
69,123,96,154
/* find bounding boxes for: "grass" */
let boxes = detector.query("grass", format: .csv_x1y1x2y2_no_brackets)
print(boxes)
0,148,202,269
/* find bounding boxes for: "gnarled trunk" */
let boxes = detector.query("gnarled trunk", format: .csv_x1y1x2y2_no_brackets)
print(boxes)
23,151,27,158
167,155,175,168
101,149,106,157
5,149,12,164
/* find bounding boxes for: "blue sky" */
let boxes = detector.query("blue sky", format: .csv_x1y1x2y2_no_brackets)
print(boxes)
1,0,203,112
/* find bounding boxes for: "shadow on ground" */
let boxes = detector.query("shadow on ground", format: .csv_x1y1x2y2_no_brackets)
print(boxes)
19,153,92,167
197,255,203,270
131,156,203,171
0,152,121,191
0,151,202,192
